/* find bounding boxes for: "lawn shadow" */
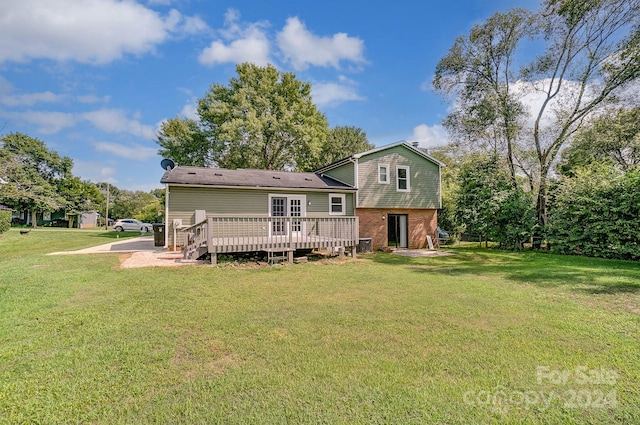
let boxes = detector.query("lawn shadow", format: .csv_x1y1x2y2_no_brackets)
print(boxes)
89,231,151,240
368,248,640,296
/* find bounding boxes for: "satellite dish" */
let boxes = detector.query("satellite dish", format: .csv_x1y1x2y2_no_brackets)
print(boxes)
161,158,175,171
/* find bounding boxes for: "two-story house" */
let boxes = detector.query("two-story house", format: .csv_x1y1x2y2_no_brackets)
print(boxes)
316,141,443,250
161,141,442,263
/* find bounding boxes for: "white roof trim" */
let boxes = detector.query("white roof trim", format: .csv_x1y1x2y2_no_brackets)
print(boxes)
353,141,444,167
166,183,356,192
314,157,355,174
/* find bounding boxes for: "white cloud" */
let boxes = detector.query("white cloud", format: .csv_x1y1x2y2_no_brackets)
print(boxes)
0,0,206,64
77,94,111,104
0,76,65,106
276,17,366,70
420,76,434,92
82,109,156,140
73,160,118,184
0,91,65,107
0,107,156,139
180,15,210,36
0,110,78,134
408,124,449,148
312,77,365,107
199,9,270,66
180,98,199,120
0,76,13,92
199,34,270,66
94,141,158,160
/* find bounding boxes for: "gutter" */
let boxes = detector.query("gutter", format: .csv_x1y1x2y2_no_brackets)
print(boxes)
164,183,357,192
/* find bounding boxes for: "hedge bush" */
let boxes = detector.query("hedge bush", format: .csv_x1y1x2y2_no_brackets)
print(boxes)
0,210,10,234
548,166,640,260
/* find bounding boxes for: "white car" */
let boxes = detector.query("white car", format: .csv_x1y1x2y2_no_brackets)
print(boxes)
113,219,153,233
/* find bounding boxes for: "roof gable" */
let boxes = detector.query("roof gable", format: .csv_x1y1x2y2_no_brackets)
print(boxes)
354,142,444,166
315,141,443,174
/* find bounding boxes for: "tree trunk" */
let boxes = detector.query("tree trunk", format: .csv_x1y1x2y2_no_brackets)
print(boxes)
536,172,549,230
506,141,517,189
31,209,37,228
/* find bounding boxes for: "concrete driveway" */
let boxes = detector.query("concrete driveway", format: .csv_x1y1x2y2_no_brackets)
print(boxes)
49,236,157,254
47,236,201,268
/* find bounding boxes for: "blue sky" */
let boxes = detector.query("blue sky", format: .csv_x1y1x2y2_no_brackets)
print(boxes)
0,0,539,191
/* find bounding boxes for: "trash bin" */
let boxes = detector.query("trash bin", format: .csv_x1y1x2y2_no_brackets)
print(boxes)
152,223,165,247
357,237,372,253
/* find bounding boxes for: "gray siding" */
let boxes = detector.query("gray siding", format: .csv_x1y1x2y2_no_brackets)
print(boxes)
167,186,354,246
322,161,355,186
356,146,440,209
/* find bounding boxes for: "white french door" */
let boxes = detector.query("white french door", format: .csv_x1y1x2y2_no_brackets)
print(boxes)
269,195,306,236
271,197,287,236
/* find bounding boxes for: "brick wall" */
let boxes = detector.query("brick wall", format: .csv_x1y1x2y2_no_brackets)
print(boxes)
356,208,438,250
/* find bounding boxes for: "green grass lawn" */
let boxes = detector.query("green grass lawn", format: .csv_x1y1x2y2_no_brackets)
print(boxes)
1,229,638,424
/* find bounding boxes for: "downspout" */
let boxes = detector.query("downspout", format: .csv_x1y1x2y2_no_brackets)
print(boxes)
438,164,442,209
164,183,169,249
353,158,359,208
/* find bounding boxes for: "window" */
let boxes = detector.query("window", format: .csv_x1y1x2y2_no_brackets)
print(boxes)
378,164,389,184
329,193,346,215
396,166,410,192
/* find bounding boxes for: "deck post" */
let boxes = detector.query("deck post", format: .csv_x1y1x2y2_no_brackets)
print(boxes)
287,250,293,264
210,252,217,266
351,217,358,258
206,216,213,250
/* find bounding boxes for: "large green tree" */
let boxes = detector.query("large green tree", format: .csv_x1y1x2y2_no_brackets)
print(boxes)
318,126,374,166
109,189,160,222
455,155,535,248
58,177,103,228
434,8,533,189
0,133,70,227
156,118,214,168
434,0,640,228
158,63,330,172
559,107,640,175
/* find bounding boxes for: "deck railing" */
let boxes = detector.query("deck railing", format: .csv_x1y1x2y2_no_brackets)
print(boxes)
182,216,359,261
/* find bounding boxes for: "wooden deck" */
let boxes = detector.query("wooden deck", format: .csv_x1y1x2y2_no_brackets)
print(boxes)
183,216,359,264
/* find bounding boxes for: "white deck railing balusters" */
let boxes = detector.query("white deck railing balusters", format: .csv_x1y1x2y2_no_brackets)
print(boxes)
182,215,359,260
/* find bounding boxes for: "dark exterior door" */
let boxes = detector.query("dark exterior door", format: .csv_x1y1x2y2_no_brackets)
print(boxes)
388,214,408,248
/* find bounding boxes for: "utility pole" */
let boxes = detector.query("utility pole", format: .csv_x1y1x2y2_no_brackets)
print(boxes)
105,182,110,230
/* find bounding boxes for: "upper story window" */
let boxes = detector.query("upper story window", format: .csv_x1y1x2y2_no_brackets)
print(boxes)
378,164,390,184
329,193,346,215
396,165,410,192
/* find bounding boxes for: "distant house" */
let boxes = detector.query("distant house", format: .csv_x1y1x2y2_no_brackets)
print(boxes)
161,141,442,263
316,142,443,250
9,209,97,228
11,209,66,227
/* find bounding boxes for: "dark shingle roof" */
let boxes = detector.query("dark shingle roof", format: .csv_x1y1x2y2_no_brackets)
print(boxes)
161,166,356,191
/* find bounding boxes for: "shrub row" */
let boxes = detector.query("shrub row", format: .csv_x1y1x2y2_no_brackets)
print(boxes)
548,168,640,261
